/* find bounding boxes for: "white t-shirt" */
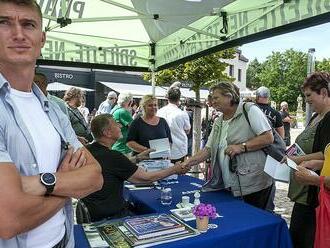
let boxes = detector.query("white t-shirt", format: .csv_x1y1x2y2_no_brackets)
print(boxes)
9,88,65,248
157,103,191,159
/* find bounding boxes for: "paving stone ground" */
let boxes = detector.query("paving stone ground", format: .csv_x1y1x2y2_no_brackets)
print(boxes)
274,182,294,225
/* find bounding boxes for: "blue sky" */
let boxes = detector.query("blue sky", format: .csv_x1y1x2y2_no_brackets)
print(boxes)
241,22,330,63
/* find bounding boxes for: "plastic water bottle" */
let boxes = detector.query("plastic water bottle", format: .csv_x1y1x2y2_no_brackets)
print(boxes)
161,188,172,206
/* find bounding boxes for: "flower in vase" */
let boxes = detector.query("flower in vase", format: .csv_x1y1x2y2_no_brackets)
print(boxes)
192,203,217,219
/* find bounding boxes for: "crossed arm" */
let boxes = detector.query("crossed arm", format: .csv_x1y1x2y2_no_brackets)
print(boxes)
0,147,103,239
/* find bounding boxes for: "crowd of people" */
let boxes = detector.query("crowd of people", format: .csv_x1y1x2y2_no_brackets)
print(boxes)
1,1,330,248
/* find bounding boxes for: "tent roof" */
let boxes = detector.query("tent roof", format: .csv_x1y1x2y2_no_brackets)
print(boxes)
47,82,95,92
38,0,330,71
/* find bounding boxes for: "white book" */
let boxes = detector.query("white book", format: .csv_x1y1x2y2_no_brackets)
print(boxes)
264,155,291,182
149,138,171,159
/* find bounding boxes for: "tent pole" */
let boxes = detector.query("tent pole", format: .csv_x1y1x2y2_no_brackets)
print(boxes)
151,70,156,96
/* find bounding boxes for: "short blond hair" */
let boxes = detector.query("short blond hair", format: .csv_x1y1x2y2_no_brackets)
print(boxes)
140,95,157,111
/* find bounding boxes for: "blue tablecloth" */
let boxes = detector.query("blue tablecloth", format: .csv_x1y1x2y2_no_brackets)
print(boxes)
126,175,238,214
75,175,292,248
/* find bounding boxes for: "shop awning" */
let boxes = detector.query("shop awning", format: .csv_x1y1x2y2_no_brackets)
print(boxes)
98,81,167,98
99,81,209,100
47,82,95,92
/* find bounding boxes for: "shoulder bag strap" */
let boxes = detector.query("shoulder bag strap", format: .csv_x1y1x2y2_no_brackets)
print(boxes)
242,102,255,135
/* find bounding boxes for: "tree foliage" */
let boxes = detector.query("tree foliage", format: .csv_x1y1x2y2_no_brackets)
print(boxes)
316,58,330,72
246,58,263,90
143,48,236,100
254,49,307,110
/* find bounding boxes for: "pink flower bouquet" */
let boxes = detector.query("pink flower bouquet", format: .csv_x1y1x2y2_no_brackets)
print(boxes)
192,203,217,219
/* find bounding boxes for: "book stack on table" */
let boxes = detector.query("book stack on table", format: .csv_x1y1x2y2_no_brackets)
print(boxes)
86,214,198,248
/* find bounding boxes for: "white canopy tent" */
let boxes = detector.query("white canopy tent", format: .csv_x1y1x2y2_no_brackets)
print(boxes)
47,82,95,92
38,0,330,72
37,0,330,97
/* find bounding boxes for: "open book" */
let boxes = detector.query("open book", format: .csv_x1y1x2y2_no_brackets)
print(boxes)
264,155,296,182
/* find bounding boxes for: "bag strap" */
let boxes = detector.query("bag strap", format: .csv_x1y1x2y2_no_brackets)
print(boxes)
68,106,90,132
242,103,255,134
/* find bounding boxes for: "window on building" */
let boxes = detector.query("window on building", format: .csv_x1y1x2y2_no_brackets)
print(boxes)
229,65,234,76
238,69,242,82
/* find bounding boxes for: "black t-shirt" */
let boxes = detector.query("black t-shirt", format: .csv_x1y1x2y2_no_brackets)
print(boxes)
308,111,330,207
127,117,172,154
257,103,283,128
83,142,138,222
313,111,330,153
280,110,291,137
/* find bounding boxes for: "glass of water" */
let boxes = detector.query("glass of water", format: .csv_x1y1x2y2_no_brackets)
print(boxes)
161,188,172,206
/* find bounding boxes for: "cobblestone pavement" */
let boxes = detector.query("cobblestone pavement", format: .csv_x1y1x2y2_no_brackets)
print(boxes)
274,182,293,225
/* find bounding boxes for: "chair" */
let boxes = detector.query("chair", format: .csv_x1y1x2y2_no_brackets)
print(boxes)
75,199,91,224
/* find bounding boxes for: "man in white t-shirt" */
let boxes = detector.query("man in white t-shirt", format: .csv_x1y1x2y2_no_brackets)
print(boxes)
157,87,191,163
0,1,103,248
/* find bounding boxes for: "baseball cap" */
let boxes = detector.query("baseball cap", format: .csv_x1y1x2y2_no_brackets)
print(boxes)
107,91,117,99
256,86,270,98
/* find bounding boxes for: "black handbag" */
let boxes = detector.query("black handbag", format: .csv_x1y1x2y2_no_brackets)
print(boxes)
242,103,286,162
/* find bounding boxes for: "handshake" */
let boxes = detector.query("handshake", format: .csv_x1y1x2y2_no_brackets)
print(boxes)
173,160,192,175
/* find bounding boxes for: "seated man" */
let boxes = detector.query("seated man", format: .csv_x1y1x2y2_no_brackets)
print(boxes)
81,114,188,222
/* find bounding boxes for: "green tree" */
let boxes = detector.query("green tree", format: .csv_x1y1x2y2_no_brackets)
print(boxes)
143,49,236,156
258,49,307,110
246,58,263,90
316,58,330,72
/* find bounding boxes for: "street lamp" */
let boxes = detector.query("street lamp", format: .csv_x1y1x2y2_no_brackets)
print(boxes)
305,48,315,126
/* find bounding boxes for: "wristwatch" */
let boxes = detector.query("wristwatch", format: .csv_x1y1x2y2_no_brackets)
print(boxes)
40,173,56,196
242,143,247,152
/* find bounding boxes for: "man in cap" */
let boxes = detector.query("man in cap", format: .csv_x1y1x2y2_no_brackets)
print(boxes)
157,87,191,163
255,86,284,213
255,86,284,138
97,91,117,115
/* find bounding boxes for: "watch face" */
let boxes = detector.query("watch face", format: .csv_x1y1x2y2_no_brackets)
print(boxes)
41,173,56,186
